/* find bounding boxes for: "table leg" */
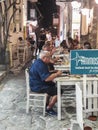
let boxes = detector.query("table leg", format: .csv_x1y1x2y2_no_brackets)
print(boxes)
57,81,61,120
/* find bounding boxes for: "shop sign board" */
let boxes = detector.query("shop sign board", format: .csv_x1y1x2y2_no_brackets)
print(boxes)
71,50,98,74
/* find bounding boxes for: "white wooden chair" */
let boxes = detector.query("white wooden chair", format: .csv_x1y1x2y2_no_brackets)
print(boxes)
25,68,47,116
83,75,98,117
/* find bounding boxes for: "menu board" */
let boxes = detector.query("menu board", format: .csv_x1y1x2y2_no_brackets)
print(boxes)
70,50,98,74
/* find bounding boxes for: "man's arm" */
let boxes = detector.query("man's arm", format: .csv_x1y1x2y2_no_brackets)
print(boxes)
45,70,62,82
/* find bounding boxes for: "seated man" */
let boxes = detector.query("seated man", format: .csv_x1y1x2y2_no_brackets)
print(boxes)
29,51,62,115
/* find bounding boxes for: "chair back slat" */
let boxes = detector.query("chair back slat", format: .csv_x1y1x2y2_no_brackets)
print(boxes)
25,68,30,93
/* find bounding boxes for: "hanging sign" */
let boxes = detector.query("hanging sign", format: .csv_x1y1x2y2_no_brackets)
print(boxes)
70,50,98,74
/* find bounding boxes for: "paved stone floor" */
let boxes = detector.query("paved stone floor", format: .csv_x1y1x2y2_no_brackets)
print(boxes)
0,70,98,130
0,71,6,81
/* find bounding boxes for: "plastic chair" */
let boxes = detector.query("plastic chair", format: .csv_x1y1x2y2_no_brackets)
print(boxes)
25,68,47,116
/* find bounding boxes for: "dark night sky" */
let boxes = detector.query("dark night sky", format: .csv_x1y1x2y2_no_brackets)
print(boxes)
37,0,57,28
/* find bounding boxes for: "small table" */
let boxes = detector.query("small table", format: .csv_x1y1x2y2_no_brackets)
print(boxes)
54,64,70,71
54,76,83,120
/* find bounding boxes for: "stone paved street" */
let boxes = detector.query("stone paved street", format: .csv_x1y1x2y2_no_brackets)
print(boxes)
0,70,98,130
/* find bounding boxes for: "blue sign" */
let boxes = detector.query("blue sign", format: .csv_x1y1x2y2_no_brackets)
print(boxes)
70,50,98,74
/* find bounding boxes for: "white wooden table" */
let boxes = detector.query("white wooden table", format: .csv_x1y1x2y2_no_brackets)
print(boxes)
54,64,70,71
55,75,98,120
54,76,83,120
53,53,69,58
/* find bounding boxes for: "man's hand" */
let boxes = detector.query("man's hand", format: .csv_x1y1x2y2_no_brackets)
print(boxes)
56,70,62,77
45,70,62,81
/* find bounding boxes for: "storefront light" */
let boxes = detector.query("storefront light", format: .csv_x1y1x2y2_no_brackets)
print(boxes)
95,0,98,4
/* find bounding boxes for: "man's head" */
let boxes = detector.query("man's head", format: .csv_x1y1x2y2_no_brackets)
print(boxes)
42,41,51,51
39,51,51,64
83,42,91,49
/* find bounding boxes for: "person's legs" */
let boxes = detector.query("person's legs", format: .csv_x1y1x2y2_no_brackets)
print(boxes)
46,95,57,110
46,95,51,106
39,83,62,115
45,85,58,115
46,95,57,116
39,82,57,109
39,89,50,106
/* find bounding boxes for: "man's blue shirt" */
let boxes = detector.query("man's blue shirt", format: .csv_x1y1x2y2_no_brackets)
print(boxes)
29,59,50,92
